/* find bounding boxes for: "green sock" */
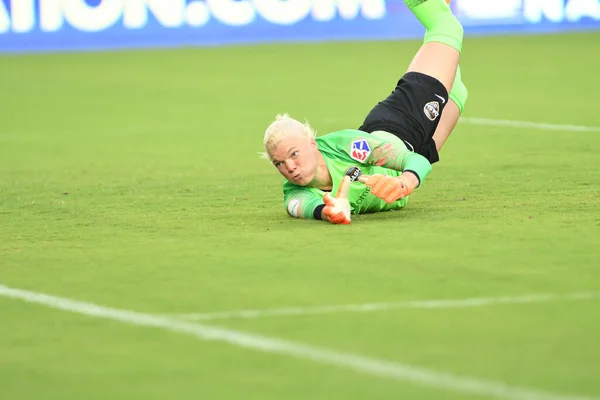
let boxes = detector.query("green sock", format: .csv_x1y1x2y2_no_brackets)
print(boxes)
405,0,463,53
449,65,468,113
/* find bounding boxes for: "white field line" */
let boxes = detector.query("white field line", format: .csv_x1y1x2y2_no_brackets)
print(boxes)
459,118,600,132
172,292,600,322
0,284,597,400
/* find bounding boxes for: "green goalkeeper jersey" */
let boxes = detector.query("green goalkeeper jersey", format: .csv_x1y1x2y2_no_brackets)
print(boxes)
283,129,433,219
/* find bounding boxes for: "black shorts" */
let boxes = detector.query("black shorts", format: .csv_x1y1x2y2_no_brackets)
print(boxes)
358,72,449,164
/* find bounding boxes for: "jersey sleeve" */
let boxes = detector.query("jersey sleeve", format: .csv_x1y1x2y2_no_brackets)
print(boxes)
283,185,325,220
367,130,432,184
342,130,432,185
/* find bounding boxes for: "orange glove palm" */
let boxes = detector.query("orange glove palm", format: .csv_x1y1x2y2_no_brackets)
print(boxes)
362,174,413,204
323,176,352,225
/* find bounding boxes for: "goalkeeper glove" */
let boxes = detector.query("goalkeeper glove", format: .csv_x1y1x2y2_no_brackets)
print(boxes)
323,176,352,225
361,174,413,204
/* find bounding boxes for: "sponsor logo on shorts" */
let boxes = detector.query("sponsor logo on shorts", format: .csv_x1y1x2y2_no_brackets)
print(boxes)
424,101,440,121
344,166,363,182
350,140,371,163
434,94,446,104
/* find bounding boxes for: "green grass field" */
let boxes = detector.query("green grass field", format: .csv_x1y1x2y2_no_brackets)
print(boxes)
1,32,599,400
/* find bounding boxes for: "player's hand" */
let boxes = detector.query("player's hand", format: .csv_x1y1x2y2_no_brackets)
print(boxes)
323,176,352,225
360,174,414,204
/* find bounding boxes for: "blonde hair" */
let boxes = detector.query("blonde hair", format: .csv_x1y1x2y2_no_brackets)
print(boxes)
261,113,315,160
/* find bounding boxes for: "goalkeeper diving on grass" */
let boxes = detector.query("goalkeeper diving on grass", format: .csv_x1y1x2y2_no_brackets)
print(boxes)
262,0,469,224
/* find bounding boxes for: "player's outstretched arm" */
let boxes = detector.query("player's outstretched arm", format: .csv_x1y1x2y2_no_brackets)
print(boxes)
284,182,351,223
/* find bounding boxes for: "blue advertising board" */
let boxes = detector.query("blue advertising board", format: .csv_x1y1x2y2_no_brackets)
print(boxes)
0,0,599,53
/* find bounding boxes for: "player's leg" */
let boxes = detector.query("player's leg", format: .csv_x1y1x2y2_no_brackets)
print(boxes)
410,0,468,152
432,99,459,151
357,0,466,163
432,65,469,151
404,0,463,93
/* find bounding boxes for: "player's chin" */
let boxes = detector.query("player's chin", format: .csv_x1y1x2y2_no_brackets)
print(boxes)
292,178,307,186
291,174,309,186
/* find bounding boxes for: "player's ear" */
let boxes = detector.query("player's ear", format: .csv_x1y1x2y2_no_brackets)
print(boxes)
310,137,317,149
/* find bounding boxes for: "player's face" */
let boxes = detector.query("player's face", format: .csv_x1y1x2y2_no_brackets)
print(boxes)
269,136,318,186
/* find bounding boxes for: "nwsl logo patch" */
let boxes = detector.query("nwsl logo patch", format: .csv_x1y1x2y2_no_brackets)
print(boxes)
350,140,371,163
